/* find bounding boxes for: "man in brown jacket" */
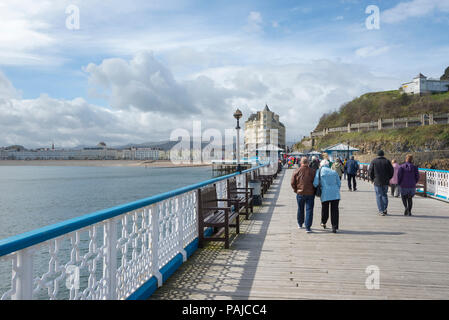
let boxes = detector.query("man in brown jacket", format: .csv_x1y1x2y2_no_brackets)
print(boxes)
291,157,316,233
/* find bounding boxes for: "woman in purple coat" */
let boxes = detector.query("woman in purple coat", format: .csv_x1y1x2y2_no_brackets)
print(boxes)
398,154,420,216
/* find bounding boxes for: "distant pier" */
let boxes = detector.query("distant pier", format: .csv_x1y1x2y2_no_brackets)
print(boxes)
211,160,255,176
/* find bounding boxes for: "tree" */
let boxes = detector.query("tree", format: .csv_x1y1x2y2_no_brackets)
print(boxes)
441,66,449,80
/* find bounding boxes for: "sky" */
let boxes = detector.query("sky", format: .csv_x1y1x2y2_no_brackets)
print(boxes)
0,0,449,148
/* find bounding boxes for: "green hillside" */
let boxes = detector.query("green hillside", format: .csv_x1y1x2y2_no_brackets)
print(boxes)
311,124,449,152
315,90,449,131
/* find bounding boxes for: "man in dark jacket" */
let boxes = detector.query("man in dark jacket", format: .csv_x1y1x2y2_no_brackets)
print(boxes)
291,157,316,232
309,156,319,171
369,150,394,216
345,156,359,191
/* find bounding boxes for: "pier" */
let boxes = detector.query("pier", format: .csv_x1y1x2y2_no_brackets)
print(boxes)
0,162,448,300
150,169,449,299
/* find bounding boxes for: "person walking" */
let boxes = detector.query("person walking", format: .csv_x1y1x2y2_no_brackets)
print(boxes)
313,159,341,233
291,157,316,233
310,156,319,171
332,158,344,180
390,159,400,197
345,156,359,191
343,158,348,180
369,150,394,216
398,154,420,216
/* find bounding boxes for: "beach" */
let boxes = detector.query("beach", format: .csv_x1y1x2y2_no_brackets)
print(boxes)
0,160,211,168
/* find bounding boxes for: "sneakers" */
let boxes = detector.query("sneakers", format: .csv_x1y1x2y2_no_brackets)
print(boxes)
320,223,326,229
306,229,313,233
298,224,303,229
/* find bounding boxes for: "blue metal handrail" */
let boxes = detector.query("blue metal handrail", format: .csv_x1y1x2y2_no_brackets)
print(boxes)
0,164,268,257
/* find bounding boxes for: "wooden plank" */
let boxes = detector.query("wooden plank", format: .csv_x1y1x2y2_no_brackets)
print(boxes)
150,168,449,300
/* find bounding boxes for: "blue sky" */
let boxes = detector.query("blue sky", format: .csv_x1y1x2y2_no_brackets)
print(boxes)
1,0,449,148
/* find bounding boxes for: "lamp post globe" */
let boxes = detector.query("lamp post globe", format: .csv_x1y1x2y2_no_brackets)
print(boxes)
234,109,243,172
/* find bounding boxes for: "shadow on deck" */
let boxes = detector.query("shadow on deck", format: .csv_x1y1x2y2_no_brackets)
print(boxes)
149,170,284,300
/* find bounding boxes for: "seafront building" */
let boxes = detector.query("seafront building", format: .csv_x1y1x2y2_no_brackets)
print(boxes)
244,105,286,156
0,143,167,161
401,73,449,95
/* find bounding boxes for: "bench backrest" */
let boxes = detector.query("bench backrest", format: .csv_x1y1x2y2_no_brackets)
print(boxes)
417,171,427,186
199,185,218,219
228,178,237,191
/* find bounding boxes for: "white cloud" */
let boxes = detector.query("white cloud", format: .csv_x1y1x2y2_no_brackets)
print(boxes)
244,11,263,33
0,52,401,148
0,0,62,65
192,60,400,141
382,0,449,24
0,71,20,99
355,46,390,57
84,52,199,115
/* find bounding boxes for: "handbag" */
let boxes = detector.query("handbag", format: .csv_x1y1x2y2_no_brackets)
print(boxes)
315,168,322,197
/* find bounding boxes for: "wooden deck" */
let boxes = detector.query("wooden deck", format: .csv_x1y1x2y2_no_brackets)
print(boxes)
150,168,449,300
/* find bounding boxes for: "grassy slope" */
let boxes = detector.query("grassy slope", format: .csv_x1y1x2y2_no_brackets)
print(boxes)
315,90,449,131
312,124,449,152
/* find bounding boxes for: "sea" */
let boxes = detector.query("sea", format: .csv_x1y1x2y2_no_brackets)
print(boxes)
0,165,213,299
0,165,213,240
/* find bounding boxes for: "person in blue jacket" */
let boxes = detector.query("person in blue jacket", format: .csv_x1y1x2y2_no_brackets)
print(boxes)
313,159,341,233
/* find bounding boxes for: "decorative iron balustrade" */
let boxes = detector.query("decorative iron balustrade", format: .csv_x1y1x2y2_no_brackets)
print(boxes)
0,163,272,300
359,163,449,202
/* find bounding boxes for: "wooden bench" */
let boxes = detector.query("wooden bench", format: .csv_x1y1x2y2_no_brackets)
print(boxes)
259,175,273,194
227,176,254,220
253,170,272,196
416,171,427,197
197,184,240,249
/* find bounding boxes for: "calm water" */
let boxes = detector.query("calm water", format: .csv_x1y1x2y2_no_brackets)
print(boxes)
0,166,212,240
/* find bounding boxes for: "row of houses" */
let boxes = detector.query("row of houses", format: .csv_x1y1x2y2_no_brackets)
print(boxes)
0,147,170,161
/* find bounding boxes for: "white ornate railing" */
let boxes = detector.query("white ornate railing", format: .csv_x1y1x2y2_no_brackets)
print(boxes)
0,164,268,300
420,168,449,201
360,163,449,202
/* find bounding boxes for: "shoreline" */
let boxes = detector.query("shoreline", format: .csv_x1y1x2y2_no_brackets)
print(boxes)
0,160,212,168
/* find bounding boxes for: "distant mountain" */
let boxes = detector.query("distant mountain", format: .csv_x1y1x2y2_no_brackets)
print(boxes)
113,139,219,151
114,140,178,150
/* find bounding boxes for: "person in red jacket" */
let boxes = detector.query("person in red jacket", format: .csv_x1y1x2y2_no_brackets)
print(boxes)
398,154,420,216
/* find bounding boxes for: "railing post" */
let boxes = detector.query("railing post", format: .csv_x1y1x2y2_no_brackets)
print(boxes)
151,205,163,287
436,172,440,198
446,172,449,200
104,219,117,300
177,196,187,262
11,248,33,300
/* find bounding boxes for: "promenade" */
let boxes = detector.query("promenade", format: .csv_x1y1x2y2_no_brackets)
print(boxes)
150,168,449,300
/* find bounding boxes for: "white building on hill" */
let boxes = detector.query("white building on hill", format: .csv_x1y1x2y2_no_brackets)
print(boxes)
401,73,449,95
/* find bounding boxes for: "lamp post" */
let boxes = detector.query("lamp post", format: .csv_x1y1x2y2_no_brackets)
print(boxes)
233,109,243,172
347,140,350,159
